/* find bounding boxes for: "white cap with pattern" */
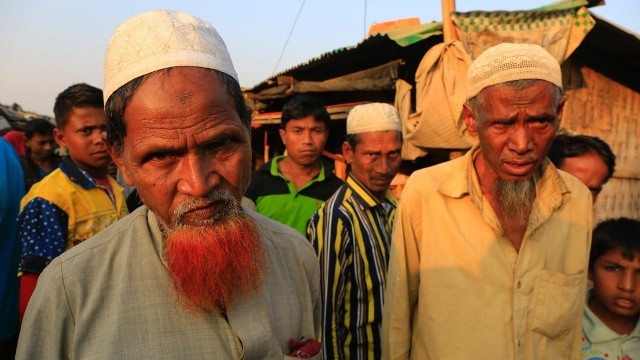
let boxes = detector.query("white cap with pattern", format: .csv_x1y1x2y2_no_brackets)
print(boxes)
466,43,562,100
103,10,238,105
346,103,402,135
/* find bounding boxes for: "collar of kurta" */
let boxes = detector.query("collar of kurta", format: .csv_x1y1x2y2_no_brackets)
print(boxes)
436,144,571,214
58,156,124,196
583,288,640,343
267,155,327,181
145,207,285,359
59,156,99,189
345,175,398,210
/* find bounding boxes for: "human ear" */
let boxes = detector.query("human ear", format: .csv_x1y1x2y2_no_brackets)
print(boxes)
278,128,286,146
342,141,354,164
462,104,478,137
53,128,66,148
102,133,134,186
555,95,567,126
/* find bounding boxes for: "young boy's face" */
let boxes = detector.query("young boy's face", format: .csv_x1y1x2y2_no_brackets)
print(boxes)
589,248,640,321
54,106,111,177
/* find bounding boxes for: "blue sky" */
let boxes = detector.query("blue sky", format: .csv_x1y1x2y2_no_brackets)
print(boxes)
0,0,638,116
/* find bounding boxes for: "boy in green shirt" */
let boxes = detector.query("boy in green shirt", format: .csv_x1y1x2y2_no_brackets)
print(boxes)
583,217,640,359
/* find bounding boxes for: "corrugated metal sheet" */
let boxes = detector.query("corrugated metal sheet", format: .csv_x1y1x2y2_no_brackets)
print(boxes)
246,22,443,94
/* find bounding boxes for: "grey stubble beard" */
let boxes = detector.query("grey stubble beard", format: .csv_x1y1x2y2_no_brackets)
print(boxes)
496,178,535,225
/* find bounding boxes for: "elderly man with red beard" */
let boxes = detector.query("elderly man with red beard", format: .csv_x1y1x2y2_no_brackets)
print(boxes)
16,10,321,360
382,43,593,359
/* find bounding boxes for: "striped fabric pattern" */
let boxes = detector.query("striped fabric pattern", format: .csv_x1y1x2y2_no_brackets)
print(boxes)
307,175,397,359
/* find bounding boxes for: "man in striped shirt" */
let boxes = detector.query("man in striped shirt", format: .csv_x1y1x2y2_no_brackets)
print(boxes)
307,103,402,359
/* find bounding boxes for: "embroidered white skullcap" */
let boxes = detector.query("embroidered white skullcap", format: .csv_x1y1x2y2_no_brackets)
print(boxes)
346,103,402,135
103,10,238,105
466,43,562,100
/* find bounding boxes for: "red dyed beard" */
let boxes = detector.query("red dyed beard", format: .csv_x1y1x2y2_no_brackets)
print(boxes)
162,190,266,314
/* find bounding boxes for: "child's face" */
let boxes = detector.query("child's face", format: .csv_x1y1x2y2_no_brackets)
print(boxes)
54,106,111,177
589,248,640,321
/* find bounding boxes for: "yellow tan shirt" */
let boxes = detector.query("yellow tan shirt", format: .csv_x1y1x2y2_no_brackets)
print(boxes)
382,145,592,360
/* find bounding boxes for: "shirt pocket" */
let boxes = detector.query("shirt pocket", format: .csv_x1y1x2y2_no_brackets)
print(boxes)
528,269,584,338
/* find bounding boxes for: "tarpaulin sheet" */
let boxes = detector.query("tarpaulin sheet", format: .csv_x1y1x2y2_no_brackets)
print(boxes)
404,4,595,152
452,4,595,62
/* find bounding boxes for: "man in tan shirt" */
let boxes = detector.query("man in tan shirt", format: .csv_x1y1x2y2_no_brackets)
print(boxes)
382,43,592,359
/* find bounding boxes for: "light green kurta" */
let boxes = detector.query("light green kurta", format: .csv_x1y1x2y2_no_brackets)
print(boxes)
383,145,593,360
17,207,321,360
582,289,640,359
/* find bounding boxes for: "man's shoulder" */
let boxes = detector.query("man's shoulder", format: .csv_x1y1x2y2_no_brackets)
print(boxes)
319,163,343,187
300,163,343,202
32,166,68,184
250,209,316,255
22,168,74,202
553,168,592,205
555,168,589,192
313,183,350,216
407,157,463,187
322,180,348,199
53,208,147,267
246,159,284,194
255,159,275,175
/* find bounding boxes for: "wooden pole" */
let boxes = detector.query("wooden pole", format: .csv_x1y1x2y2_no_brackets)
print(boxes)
443,0,461,161
441,0,458,43
263,131,269,163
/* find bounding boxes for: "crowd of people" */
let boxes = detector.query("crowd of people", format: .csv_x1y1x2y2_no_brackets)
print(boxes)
0,9,638,360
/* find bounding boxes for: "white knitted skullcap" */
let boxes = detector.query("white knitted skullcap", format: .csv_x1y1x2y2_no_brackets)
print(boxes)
466,43,562,100
103,10,238,105
346,103,402,135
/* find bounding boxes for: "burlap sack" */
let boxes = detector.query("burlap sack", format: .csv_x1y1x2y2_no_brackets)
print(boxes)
403,41,476,152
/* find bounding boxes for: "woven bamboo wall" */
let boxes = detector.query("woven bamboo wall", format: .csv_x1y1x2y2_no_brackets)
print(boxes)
562,66,640,223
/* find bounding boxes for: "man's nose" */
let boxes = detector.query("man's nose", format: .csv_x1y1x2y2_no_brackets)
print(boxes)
301,130,313,144
93,130,105,144
509,125,533,154
176,154,218,197
375,156,392,175
618,270,637,292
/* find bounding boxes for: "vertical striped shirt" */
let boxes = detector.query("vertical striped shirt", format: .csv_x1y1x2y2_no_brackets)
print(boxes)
307,175,397,360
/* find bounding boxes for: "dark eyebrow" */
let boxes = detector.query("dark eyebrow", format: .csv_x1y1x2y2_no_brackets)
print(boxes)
78,125,103,131
486,116,516,124
528,114,556,122
601,258,624,265
208,128,245,142
140,146,184,163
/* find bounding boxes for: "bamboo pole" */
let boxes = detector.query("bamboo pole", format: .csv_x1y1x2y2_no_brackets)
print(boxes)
443,0,462,161
441,0,458,43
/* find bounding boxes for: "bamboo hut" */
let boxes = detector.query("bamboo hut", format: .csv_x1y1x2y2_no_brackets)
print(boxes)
242,2,640,222
562,60,640,223
447,2,640,223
